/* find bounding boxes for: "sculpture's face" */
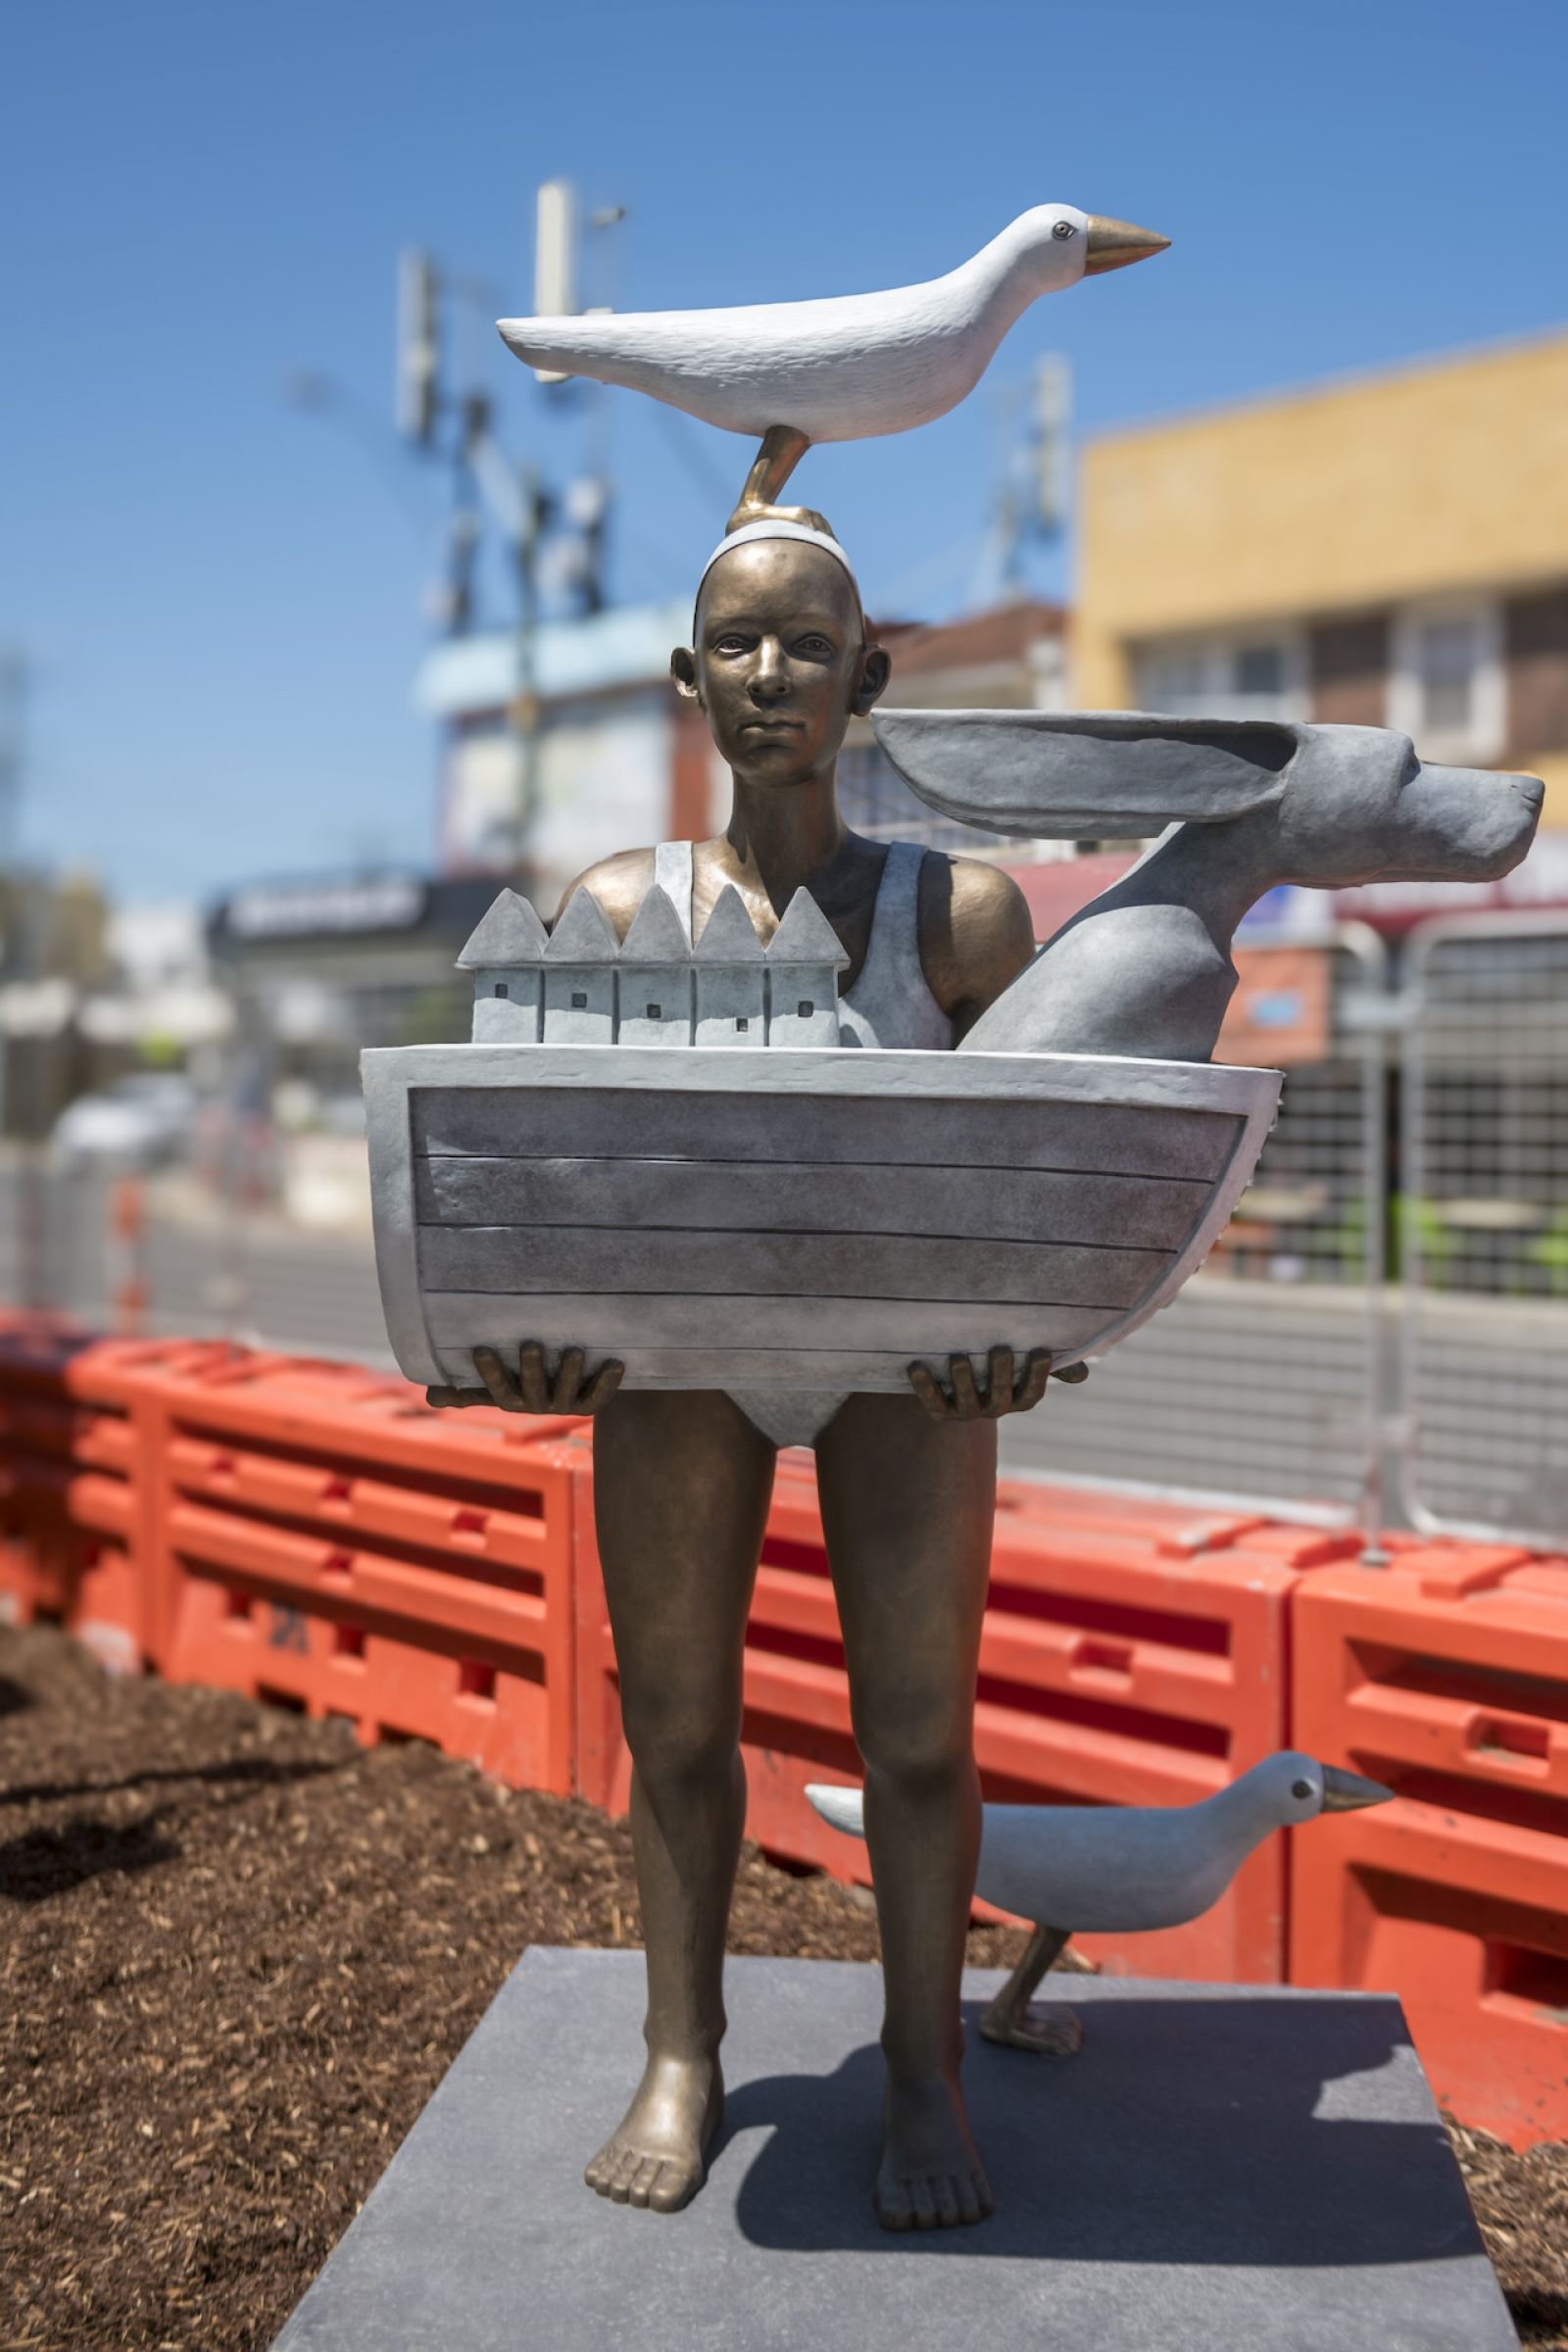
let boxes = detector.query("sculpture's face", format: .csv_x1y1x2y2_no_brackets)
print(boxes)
673,541,887,788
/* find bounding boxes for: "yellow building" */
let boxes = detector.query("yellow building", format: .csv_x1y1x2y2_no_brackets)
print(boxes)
1075,329,1568,828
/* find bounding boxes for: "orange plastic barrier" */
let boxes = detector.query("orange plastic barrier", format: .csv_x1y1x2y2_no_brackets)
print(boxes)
0,1324,226,1671
141,1353,584,1792
567,1446,1355,1982
1291,1545,1568,2147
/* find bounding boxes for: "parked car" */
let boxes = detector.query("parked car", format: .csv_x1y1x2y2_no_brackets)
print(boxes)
51,1072,197,1166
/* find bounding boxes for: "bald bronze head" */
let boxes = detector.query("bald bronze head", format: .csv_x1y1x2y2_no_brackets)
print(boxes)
671,536,890,791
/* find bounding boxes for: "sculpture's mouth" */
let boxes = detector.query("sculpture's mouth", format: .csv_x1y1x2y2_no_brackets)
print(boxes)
1083,216,1171,275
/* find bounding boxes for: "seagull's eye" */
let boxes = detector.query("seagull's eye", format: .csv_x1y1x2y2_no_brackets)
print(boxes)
1053,220,1076,240
1291,1780,1313,1800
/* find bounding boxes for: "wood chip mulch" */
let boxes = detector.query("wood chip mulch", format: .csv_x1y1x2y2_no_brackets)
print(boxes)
0,1624,1561,2352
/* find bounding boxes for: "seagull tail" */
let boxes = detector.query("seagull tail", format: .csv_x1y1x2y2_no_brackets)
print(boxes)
805,1783,866,1839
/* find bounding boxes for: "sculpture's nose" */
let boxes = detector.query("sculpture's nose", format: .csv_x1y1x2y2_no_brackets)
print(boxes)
752,639,789,699
1084,216,1171,275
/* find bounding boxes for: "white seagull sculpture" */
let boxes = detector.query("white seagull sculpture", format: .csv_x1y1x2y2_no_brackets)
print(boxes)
808,1752,1392,2054
498,207,1168,526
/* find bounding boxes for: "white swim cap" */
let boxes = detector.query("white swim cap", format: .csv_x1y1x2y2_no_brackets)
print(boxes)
697,518,859,603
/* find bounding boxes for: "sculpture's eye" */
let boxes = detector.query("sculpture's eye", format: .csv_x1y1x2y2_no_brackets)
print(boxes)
1053,220,1076,240
1292,1780,1313,1801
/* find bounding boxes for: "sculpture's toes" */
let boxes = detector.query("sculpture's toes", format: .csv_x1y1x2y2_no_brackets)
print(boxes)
583,2135,620,2196
647,2155,705,2215
875,2174,917,2232
956,2168,992,2227
607,2148,641,2204
620,2155,652,2210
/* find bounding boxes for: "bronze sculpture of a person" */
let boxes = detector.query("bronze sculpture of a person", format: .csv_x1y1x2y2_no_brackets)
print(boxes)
437,517,1059,2230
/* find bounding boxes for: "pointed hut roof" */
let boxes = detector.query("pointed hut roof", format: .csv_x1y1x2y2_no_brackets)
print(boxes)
619,884,691,965
695,884,764,962
545,885,622,964
456,888,550,970
765,887,850,969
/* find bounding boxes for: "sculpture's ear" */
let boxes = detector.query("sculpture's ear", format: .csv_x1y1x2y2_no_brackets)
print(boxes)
870,709,1301,839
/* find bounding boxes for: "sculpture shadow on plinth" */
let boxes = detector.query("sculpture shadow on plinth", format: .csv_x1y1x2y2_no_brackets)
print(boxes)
717,1994,1469,2269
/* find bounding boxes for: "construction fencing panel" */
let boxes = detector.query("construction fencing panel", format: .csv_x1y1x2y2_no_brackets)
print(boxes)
1000,929,1389,1525
1401,914,1568,1548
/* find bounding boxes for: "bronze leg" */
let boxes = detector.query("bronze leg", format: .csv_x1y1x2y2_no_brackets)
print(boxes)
815,1392,997,2232
582,1387,776,2213
978,1923,1084,2056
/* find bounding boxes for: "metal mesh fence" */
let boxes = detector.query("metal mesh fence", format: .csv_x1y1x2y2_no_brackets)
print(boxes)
999,931,1388,1521
1401,916,1568,1546
8,916,1564,1544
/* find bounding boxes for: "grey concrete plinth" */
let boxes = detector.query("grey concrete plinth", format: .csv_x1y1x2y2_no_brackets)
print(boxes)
272,1949,1514,2352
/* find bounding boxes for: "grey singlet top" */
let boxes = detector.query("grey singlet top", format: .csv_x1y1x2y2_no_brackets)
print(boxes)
653,840,955,1448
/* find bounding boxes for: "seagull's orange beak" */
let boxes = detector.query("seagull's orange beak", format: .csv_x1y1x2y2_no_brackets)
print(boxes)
1083,217,1171,275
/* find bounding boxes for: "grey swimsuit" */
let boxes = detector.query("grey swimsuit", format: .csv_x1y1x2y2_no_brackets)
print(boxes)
652,839,955,1449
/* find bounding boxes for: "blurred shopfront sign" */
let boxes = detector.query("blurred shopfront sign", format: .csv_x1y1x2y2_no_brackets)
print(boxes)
224,876,427,941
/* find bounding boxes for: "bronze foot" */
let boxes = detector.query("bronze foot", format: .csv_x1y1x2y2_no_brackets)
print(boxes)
874,2070,993,2231
583,2052,724,2215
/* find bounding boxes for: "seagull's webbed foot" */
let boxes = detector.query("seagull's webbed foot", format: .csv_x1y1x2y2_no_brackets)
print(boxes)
978,1922,1084,2056
979,1997,1084,2056
729,499,837,537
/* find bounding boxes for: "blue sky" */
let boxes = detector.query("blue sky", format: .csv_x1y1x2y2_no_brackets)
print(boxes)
4,0,1565,905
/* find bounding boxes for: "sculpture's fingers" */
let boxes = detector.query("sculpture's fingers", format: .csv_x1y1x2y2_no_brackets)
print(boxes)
578,1358,625,1415
949,1354,981,1419
515,1342,553,1413
472,1346,521,1411
1013,1350,1054,1414
1051,1358,1091,1384
552,1347,586,1414
986,1346,1015,1417
424,1384,482,1411
906,1363,952,1422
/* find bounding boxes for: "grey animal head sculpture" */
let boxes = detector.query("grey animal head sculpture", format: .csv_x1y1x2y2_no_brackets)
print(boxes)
871,709,1543,882
870,710,1544,1063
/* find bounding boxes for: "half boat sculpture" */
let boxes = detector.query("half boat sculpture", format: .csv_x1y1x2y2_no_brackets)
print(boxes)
363,870,1281,1396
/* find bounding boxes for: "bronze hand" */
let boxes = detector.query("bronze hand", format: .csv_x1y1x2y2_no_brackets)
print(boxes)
425,1342,624,1416
906,1346,1067,1422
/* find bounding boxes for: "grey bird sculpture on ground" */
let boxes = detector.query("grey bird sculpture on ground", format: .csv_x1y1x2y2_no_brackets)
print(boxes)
808,1753,1393,2055
498,207,1167,528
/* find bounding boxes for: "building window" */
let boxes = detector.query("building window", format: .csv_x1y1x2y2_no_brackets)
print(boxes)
1133,632,1306,720
1389,601,1504,760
